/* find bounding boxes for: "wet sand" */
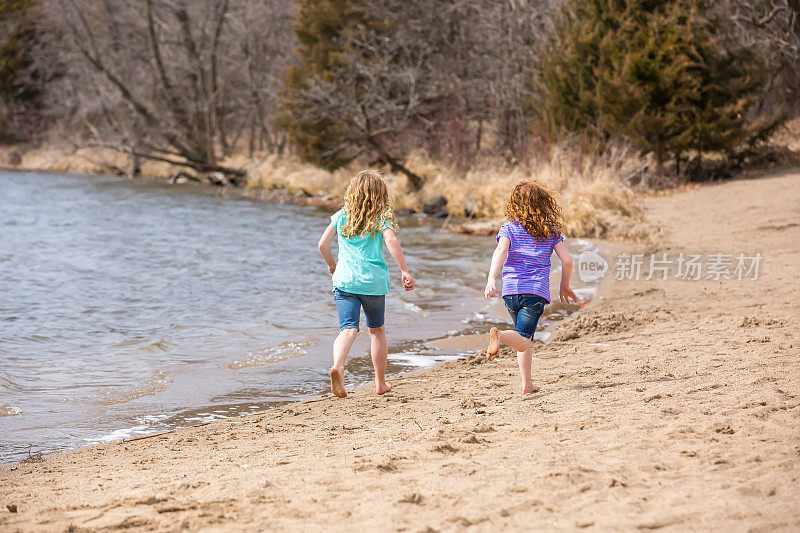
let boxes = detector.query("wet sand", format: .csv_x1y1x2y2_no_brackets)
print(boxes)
2,171,799,531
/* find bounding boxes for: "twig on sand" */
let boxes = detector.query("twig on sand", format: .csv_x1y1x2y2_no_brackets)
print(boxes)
390,379,429,385
441,214,452,230
390,375,433,381
121,430,174,443
302,397,330,404
120,421,216,443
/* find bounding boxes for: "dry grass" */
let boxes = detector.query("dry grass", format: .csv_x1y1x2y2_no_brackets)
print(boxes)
6,133,747,243
240,153,351,197
1,141,653,241
5,117,798,243
246,141,653,241
4,146,182,177
770,117,800,153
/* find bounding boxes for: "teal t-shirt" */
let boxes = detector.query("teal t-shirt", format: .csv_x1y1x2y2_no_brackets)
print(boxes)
331,209,392,296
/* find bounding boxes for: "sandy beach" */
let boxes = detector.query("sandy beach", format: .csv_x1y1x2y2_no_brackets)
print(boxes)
2,170,799,531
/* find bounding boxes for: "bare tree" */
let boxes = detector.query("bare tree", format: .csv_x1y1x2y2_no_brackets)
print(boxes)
35,0,294,180
719,0,800,113
34,0,565,178
284,0,562,184
422,0,560,161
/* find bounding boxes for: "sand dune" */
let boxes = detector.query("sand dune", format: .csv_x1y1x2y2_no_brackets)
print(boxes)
2,170,799,531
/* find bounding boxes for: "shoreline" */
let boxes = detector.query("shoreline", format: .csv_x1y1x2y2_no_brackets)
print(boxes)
1,285,583,465
2,170,799,530
0,167,595,466
0,144,657,241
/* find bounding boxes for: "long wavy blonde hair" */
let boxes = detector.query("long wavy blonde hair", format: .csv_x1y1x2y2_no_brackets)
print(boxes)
505,179,564,240
341,170,397,238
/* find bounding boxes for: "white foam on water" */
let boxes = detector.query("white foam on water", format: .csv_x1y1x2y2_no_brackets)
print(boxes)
226,341,312,370
89,425,151,443
391,353,460,367
402,301,424,314
84,413,172,444
0,404,22,416
94,371,173,406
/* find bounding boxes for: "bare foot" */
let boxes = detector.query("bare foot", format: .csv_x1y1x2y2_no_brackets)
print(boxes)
330,367,347,398
487,327,499,360
522,383,541,395
376,381,392,395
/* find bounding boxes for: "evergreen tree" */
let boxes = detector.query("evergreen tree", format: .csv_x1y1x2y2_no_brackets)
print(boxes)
597,1,699,174
540,0,784,175
539,0,622,132
685,22,784,163
279,0,427,188
0,0,41,141
280,0,386,170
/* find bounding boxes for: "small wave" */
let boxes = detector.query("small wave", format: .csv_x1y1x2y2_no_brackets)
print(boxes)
88,424,151,443
0,404,21,416
226,341,311,370
391,352,460,368
86,413,171,444
94,370,173,405
0,375,22,392
402,302,424,314
142,339,171,352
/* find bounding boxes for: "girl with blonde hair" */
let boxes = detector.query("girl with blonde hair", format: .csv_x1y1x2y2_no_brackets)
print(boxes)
318,170,415,398
484,179,578,394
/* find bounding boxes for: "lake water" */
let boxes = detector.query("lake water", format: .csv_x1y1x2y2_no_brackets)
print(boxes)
0,170,596,464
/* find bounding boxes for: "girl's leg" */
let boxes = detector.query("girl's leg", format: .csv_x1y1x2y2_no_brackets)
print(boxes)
331,289,362,398
330,328,358,398
487,297,544,394
368,326,391,394
499,330,537,393
509,303,543,393
332,328,359,372
360,294,389,395
487,328,530,356
516,344,535,394
498,330,531,352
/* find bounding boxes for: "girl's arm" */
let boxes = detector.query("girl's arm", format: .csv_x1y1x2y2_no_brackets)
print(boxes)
382,228,414,291
484,237,510,299
318,223,337,275
553,241,578,303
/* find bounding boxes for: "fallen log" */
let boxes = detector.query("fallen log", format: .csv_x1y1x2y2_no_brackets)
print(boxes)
445,218,505,236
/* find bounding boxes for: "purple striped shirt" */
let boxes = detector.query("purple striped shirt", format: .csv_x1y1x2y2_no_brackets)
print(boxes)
497,222,564,302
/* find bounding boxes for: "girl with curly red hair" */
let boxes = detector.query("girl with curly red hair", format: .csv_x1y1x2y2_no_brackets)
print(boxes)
484,179,578,394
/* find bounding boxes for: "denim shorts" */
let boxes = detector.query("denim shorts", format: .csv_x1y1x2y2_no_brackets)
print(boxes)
502,294,548,339
333,288,386,331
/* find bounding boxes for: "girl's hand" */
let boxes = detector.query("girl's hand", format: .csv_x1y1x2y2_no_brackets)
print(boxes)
484,279,498,299
560,284,578,303
401,271,415,291
328,264,336,276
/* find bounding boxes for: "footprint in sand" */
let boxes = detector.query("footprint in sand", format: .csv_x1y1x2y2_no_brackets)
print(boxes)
459,398,485,409
432,444,458,454
399,493,423,505
376,461,398,473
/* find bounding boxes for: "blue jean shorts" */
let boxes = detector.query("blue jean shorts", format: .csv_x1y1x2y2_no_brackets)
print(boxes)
502,294,548,339
333,288,386,331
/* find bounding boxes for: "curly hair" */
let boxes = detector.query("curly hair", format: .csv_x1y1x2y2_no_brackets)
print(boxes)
505,179,564,240
341,170,397,238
